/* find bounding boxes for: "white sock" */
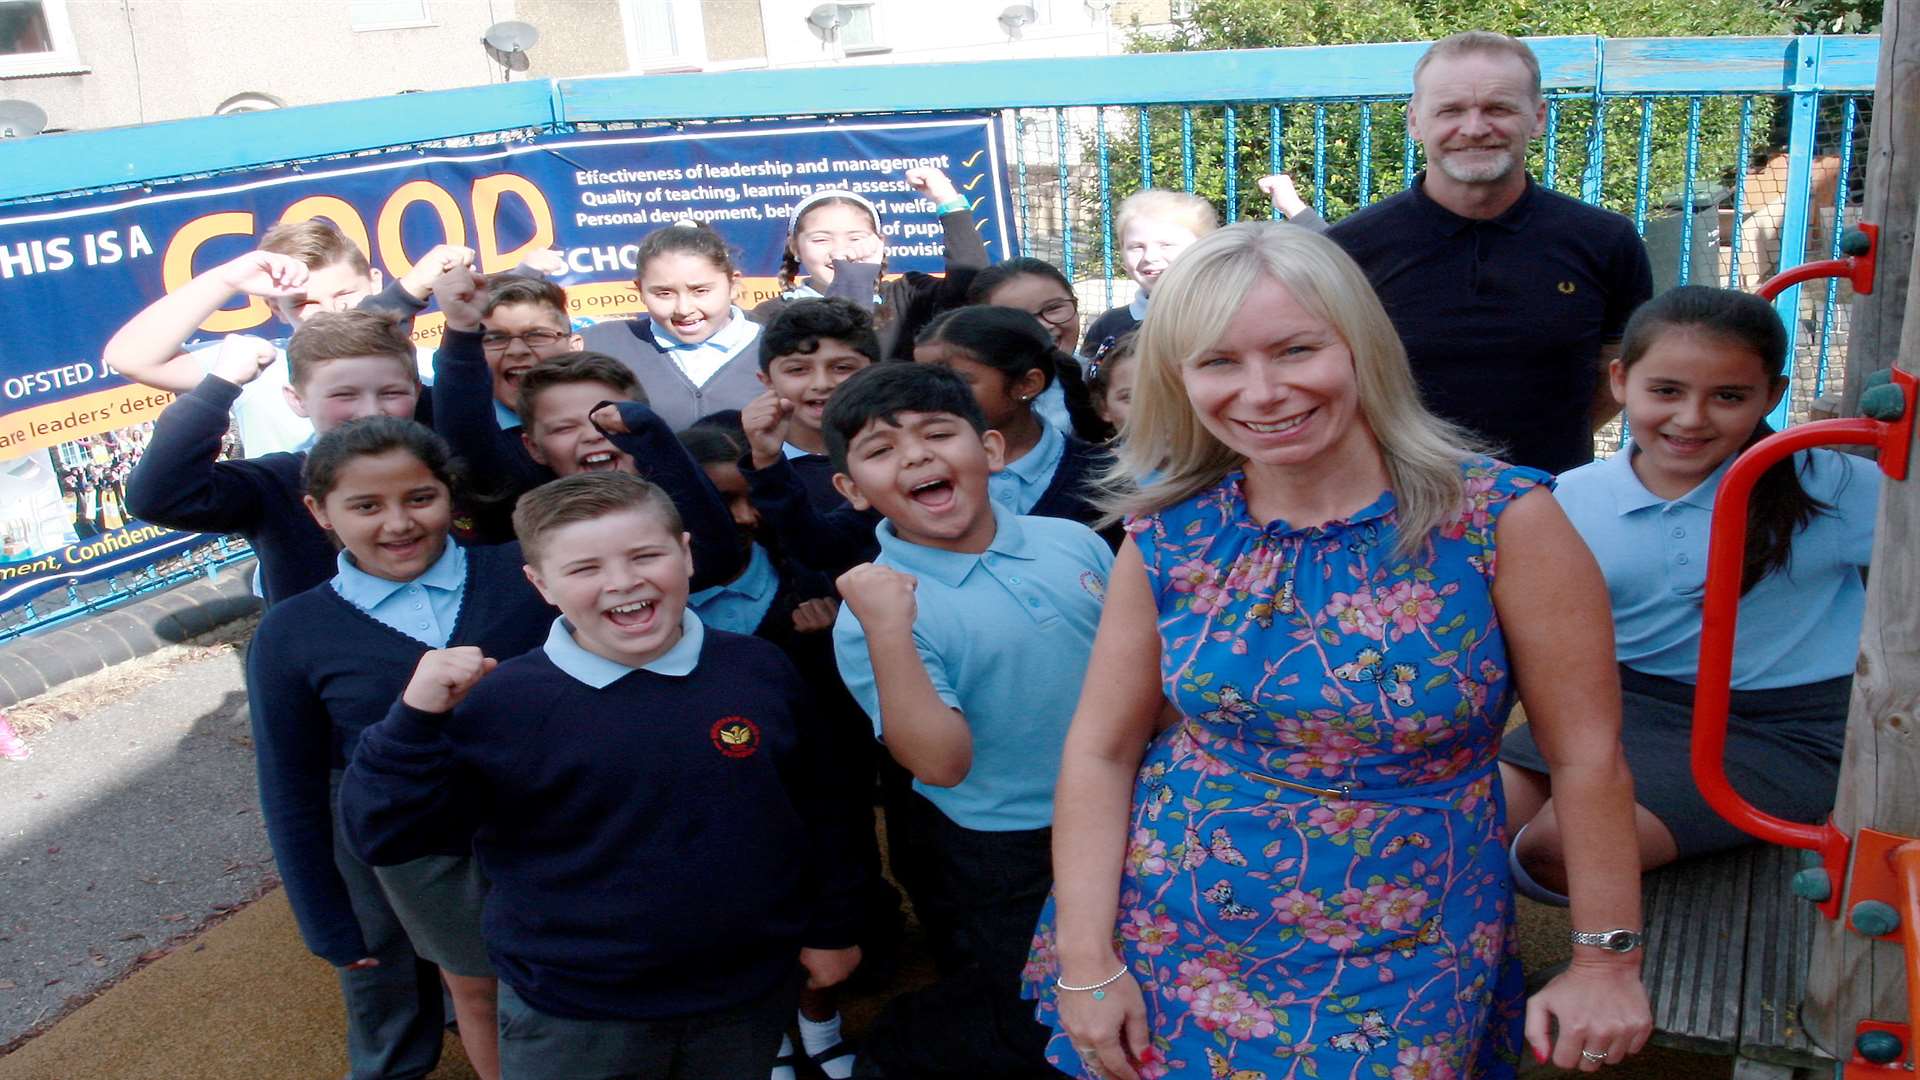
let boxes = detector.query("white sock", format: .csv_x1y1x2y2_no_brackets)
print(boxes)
799,1011,854,1079
770,1033,797,1080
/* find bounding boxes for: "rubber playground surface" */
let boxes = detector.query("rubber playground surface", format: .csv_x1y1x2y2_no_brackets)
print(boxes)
0,886,1724,1080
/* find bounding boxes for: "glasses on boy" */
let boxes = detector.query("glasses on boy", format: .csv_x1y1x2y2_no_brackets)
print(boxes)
481,328,569,354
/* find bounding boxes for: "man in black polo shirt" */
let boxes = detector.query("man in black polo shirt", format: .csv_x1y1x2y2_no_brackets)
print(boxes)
1328,31,1653,474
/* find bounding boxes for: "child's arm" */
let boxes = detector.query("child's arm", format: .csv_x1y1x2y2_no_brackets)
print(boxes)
906,167,990,271
102,252,309,394
740,391,880,576
339,648,496,868
834,563,972,786
245,621,375,967
362,243,473,320
588,401,748,590
428,269,542,488
770,663,866,987
123,338,282,534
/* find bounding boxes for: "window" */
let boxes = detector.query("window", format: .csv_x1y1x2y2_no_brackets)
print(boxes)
215,92,286,115
349,0,432,32
0,0,84,78
839,2,884,52
620,0,705,71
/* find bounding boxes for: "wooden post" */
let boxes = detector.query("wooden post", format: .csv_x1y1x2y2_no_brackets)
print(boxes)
1803,198,1920,1056
1842,1,1920,414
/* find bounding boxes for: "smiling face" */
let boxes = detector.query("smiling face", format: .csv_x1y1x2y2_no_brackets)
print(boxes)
272,258,378,327
1121,217,1202,297
984,273,1079,353
1181,274,1373,475
481,302,579,409
304,449,451,583
524,507,694,668
913,341,1044,434
1614,328,1783,500
1408,50,1545,189
286,355,420,434
638,251,737,345
832,411,1005,554
760,339,873,445
523,381,638,476
792,202,883,286
1097,355,1138,429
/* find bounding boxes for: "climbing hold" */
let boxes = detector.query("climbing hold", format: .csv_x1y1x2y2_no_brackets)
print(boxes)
1851,899,1900,937
1864,367,1894,390
1859,383,1906,422
1839,229,1872,257
1856,1029,1903,1065
1791,868,1832,903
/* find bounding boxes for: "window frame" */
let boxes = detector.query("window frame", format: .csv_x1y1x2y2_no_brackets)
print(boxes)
838,1,888,56
348,0,435,33
619,0,708,73
0,0,87,79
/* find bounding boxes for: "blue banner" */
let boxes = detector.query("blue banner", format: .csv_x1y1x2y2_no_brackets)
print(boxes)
0,113,1016,613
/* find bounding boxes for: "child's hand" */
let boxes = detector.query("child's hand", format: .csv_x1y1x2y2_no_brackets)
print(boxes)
1257,173,1310,218
587,400,630,436
432,266,488,333
800,945,862,990
209,335,279,387
836,564,917,632
399,244,477,301
742,390,795,470
904,167,959,206
401,647,497,713
512,247,568,278
790,597,839,634
218,251,310,298
833,230,884,267
342,957,382,972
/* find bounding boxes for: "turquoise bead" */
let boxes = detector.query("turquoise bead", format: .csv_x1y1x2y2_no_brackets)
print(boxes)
1092,989,1106,1001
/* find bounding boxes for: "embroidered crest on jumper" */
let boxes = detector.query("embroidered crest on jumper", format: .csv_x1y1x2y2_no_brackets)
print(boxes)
710,716,760,758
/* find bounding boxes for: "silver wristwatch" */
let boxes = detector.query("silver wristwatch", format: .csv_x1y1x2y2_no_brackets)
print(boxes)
1569,928,1644,953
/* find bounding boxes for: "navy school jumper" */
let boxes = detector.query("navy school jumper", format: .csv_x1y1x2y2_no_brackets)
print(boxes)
340,626,866,1021
244,542,554,965
738,428,1120,580
126,375,335,607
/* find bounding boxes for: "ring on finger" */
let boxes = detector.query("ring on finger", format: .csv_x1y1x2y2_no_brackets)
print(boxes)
1580,1049,1609,1062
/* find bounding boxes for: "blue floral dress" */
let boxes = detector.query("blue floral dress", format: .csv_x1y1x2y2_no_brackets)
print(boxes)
1023,458,1548,1080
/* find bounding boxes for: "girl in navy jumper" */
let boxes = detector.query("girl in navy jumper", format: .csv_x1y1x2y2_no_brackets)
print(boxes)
340,472,864,1080
913,305,1118,545
579,222,765,430
749,170,989,361
964,258,1108,443
246,418,554,1080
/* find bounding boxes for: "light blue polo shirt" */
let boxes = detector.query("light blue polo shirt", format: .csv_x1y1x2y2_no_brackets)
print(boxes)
1555,446,1879,690
648,307,762,386
330,541,467,648
542,609,705,686
687,543,779,635
989,416,1066,515
493,399,521,431
832,504,1113,831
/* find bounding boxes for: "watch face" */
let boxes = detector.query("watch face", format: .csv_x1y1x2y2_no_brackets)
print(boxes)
1603,930,1640,951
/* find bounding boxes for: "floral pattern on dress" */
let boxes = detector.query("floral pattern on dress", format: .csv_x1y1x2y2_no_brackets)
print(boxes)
1025,457,1550,1079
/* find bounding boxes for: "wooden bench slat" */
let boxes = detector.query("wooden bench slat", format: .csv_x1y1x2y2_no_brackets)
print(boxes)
1738,845,1835,1069
1642,845,1752,1054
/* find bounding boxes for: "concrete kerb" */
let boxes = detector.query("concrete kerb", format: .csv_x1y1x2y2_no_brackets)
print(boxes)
0,561,262,710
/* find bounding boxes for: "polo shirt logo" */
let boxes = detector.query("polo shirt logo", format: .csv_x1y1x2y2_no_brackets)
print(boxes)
1557,281,1577,295
1080,571,1107,602
710,716,760,758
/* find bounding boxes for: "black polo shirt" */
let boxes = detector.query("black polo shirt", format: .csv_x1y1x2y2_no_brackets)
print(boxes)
1327,173,1653,474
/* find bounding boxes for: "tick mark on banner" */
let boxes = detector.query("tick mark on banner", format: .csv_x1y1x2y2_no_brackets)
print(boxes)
961,175,985,192
962,150,986,168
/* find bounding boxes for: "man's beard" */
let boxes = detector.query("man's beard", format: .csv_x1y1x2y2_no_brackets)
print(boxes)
1434,145,1521,185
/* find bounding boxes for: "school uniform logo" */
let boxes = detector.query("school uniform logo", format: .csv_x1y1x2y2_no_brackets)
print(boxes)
710,716,761,758
1080,571,1107,602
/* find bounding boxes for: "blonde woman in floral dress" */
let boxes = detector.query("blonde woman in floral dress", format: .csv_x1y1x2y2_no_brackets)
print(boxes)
1022,223,1651,1079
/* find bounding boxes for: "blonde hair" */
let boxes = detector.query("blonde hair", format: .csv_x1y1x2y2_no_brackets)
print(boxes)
1107,222,1481,557
1114,189,1219,244
260,219,371,274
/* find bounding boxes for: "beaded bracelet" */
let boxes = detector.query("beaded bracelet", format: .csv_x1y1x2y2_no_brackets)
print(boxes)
1056,965,1129,1000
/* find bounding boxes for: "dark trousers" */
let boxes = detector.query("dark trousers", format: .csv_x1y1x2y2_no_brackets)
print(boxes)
496,971,799,1080
330,778,447,1079
857,803,1056,1080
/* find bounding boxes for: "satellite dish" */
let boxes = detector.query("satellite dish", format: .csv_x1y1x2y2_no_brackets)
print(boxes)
482,20,539,73
808,4,848,31
998,4,1038,35
0,100,48,139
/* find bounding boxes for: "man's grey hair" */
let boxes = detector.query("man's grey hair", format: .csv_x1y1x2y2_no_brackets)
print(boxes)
1412,31,1543,102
